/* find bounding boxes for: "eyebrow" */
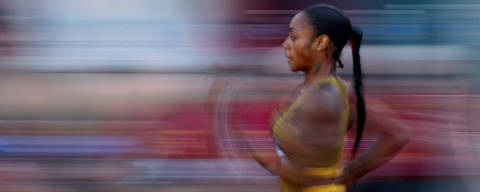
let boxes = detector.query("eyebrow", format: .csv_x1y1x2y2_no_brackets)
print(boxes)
289,27,295,32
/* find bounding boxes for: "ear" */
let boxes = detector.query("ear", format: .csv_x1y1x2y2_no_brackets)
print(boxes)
312,34,330,51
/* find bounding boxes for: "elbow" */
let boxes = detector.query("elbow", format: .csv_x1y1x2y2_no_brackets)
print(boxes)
397,136,410,148
380,130,410,151
385,125,411,149
397,128,411,146
390,133,410,150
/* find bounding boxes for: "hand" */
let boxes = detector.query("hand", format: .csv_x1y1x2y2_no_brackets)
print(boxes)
333,166,355,186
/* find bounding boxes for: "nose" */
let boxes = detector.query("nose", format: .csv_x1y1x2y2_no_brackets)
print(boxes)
282,38,290,49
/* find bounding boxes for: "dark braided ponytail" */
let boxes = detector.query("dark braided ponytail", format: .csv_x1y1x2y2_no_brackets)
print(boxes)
350,26,365,158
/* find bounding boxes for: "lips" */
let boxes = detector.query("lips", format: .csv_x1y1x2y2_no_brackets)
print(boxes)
286,57,293,64
285,55,292,62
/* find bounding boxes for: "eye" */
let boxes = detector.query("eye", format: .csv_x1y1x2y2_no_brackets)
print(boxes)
290,34,296,41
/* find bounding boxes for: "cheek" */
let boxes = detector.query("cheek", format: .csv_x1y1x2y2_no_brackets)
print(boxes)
292,42,313,69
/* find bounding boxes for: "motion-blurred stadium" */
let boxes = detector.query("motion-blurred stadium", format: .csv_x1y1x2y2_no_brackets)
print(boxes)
0,0,479,191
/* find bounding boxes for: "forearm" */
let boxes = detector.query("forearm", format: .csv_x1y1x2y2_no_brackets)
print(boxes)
338,135,409,185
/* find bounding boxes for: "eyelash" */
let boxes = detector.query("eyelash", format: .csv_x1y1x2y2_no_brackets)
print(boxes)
290,34,295,41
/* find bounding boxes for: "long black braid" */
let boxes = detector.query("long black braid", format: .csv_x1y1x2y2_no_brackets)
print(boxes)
349,26,365,157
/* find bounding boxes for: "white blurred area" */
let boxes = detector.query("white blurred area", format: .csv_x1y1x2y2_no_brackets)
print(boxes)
1,0,479,75
1,0,244,72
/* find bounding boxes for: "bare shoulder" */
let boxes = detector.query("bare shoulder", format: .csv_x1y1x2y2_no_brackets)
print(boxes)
296,81,343,124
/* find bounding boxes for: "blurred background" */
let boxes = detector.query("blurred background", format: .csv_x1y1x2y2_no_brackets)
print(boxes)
0,0,479,191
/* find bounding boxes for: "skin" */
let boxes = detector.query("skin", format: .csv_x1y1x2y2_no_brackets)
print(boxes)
252,11,410,187
283,12,338,85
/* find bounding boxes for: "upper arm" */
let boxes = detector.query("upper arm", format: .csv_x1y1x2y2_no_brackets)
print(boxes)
363,98,410,141
346,82,410,141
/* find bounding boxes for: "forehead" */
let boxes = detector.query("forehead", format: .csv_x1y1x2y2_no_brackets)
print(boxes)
289,12,312,32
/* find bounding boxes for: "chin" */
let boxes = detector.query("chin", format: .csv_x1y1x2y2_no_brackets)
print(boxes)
288,63,297,72
289,66,297,72
289,65,301,72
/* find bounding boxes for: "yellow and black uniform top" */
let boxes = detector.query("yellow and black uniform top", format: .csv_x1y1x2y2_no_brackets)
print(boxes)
272,75,349,192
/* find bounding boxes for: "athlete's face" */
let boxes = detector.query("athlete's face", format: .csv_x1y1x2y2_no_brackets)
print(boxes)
282,12,316,72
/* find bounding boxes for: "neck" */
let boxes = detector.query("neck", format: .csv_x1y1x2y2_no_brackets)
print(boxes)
304,58,336,85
